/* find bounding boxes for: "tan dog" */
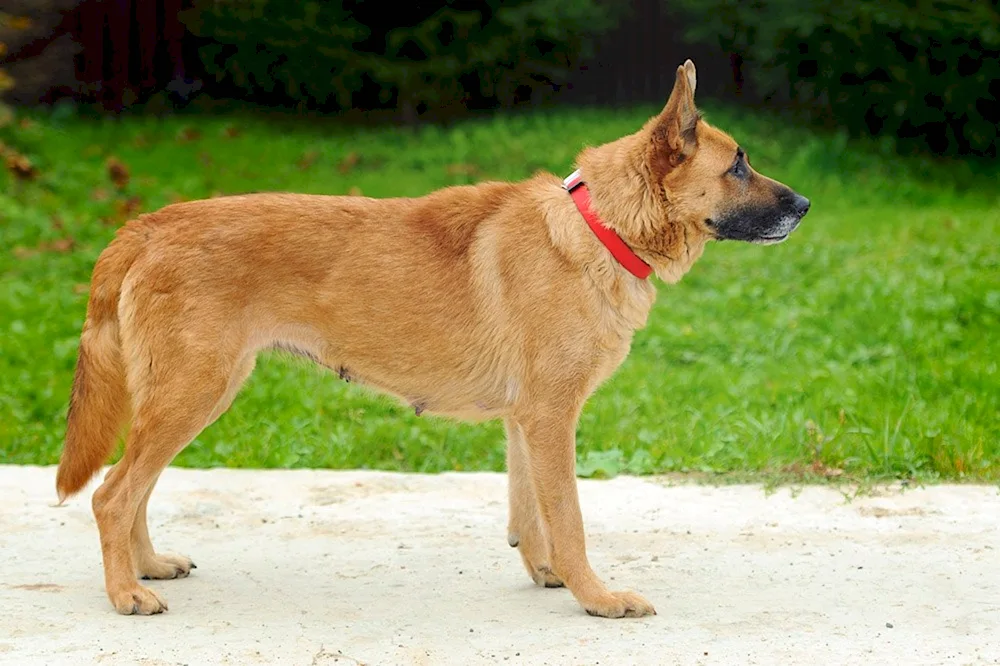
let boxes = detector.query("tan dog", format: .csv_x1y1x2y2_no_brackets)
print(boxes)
56,60,809,618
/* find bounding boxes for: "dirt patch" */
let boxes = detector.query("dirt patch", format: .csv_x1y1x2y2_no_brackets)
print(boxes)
6,583,64,592
858,506,938,518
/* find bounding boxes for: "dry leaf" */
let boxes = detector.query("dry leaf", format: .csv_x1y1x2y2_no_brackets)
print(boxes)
45,238,75,253
810,459,844,478
106,157,130,190
223,126,242,138
5,151,37,180
6,16,33,30
177,127,202,142
298,150,320,171
91,188,109,202
73,283,89,295
114,196,144,220
446,163,479,177
347,186,363,196
338,151,360,174
21,238,76,255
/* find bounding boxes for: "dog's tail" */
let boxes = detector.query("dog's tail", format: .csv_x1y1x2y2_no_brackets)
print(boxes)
56,225,144,503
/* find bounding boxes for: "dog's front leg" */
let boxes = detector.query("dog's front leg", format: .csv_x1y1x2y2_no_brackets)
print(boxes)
516,411,656,618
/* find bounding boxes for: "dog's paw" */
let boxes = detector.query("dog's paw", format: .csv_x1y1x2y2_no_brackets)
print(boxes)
583,590,656,619
138,552,196,580
110,584,168,615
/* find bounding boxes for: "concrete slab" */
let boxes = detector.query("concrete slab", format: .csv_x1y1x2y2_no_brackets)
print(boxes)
1,465,998,665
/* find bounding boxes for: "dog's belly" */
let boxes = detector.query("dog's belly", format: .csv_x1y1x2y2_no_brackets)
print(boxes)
260,325,517,422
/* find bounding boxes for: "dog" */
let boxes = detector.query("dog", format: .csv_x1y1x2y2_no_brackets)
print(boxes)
56,59,809,618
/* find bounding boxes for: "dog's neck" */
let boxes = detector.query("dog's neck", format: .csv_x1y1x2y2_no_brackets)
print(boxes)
576,131,708,286
541,130,711,332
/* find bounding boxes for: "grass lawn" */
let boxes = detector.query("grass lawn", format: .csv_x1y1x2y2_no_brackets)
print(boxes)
1,104,997,482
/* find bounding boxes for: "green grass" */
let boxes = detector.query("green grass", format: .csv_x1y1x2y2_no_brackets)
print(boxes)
1,104,997,482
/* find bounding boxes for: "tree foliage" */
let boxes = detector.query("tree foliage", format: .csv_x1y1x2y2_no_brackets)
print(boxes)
673,0,1000,156
182,0,624,116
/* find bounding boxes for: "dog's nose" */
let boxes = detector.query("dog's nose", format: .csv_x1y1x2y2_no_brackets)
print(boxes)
792,193,811,217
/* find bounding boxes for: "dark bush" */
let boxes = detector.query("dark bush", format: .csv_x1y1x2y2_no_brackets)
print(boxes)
0,1,83,106
672,0,1000,157
182,0,624,118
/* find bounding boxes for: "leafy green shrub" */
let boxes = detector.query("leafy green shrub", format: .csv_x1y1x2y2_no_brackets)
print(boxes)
182,0,623,116
672,0,1000,157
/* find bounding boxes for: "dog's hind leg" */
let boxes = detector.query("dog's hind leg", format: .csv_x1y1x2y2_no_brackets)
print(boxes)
132,473,194,580
505,419,563,588
92,342,242,615
131,355,256,581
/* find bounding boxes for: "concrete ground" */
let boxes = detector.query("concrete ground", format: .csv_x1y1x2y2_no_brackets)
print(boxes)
1,465,998,666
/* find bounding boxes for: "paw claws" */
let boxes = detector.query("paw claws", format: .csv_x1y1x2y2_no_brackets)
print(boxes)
583,591,656,619
114,585,169,615
137,553,194,580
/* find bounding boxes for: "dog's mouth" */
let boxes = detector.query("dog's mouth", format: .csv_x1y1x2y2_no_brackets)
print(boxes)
749,214,802,244
708,189,809,245
707,214,801,244
750,233,789,245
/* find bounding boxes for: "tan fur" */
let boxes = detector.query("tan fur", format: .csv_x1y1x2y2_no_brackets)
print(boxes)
57,60,798,618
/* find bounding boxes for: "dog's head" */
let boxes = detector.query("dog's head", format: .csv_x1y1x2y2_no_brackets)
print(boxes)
645,60,810,246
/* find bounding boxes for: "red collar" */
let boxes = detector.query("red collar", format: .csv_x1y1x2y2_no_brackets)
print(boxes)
562,170,653,279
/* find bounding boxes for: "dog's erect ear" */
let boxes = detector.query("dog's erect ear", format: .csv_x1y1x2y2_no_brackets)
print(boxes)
648,59,700,181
